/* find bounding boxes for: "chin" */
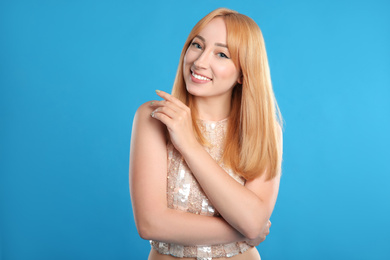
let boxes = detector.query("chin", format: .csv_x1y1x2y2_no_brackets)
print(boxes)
185,79,210,97
186,85,200,96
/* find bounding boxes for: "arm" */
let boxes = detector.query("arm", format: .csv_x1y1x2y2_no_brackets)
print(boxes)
151,90,282,240
129,102,247,245
183,147,280,240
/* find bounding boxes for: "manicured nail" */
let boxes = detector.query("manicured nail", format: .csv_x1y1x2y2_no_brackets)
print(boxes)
150,101,154,105
150,112,155,118
155,89,161,93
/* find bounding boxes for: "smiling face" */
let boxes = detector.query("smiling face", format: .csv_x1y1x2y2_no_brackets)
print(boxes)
183,17,241,103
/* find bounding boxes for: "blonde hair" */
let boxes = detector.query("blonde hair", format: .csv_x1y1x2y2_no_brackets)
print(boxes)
172,8,283,180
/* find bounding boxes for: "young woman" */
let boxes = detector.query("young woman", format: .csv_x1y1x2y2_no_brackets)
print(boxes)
129,8,283,260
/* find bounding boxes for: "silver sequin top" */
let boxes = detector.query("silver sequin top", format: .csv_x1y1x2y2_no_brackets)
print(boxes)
150,119,252,259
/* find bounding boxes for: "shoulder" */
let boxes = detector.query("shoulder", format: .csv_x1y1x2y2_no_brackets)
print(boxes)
134,101,154,120
132,101,167,142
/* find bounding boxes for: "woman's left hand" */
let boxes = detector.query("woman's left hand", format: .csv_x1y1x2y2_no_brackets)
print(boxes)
150,90,198,154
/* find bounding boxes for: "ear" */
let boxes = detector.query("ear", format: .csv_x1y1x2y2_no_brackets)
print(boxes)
237,74,243,84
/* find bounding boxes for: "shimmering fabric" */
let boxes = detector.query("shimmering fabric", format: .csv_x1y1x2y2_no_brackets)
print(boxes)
150,119,252,259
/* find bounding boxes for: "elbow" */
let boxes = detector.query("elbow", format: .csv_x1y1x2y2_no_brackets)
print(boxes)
241,220,263,240
135,208,170,240
137,223,152,240
135,215,155,240
243,226,264,241
134,206,169,240
243,220,269,240
240,211,270,240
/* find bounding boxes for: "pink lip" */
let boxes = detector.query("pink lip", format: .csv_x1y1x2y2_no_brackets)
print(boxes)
190,70,212,84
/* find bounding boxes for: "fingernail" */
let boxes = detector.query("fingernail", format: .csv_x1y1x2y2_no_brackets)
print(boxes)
150,112,155,118
150,101,154,105
155,89,161,93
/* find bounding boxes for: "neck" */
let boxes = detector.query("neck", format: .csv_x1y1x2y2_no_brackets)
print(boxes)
193,96,231,121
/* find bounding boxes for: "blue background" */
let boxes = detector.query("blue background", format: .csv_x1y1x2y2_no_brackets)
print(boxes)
1,0,389,259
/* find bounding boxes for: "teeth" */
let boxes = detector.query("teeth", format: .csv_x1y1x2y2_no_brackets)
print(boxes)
192,71,211,81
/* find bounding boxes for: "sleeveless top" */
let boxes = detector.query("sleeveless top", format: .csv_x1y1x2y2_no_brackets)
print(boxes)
150,119,253,259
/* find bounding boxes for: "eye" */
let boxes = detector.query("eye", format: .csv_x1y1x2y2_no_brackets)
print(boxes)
218,52,230,59
191,42,202,49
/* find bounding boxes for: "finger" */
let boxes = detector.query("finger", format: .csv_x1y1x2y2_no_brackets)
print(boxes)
155,90,189,110
265,220,271,236
151,109,173,127
150,100,182,114
153,91,192,124
151,101,189,125
151,106,178,120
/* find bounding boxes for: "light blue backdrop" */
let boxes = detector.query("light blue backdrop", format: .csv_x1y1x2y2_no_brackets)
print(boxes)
1,0,389,259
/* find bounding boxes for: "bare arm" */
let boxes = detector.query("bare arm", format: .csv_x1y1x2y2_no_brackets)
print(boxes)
151,90,282,240
130,102,246,245
182,145,280,240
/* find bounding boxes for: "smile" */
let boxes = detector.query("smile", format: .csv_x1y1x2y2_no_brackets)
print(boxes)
191,70,212,81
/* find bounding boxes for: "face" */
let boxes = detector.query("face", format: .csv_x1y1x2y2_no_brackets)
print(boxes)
183,18,241,102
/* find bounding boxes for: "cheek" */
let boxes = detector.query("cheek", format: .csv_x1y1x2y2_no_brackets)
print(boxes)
215,65,240,81
183,54,188,67
184,49,197,65
183,56,191,75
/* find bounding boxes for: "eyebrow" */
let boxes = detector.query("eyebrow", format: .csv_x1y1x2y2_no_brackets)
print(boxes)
194,35,228,48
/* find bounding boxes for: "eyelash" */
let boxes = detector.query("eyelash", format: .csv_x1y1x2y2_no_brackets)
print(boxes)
218,52,229,59
191,42,202,49
191,41,230,59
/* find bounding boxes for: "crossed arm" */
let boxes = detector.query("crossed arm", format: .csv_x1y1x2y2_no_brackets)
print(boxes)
129,91,282,246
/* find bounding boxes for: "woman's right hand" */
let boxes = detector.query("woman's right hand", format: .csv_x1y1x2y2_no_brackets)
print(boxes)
245,220,271,247
150,90,199,155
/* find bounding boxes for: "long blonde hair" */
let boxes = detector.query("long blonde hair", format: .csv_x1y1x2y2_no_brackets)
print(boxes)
172,8,282,180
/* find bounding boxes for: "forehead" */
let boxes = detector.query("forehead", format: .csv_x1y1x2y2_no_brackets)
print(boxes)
196,17,227,43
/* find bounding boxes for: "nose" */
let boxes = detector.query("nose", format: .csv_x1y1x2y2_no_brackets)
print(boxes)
193,50,210,69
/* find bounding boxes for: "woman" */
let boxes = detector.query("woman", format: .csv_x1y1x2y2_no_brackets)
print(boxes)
129,8,283,260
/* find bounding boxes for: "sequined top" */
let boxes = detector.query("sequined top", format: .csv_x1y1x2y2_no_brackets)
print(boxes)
150,119,252,259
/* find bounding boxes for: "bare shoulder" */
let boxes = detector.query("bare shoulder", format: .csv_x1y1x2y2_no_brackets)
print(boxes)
130,101,167,158
132,101,166,134
133,101,155,122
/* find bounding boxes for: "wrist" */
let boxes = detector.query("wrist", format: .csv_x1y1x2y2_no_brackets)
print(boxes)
179,138,204,161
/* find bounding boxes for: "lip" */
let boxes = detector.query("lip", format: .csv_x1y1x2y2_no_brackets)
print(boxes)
190,70,212,84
